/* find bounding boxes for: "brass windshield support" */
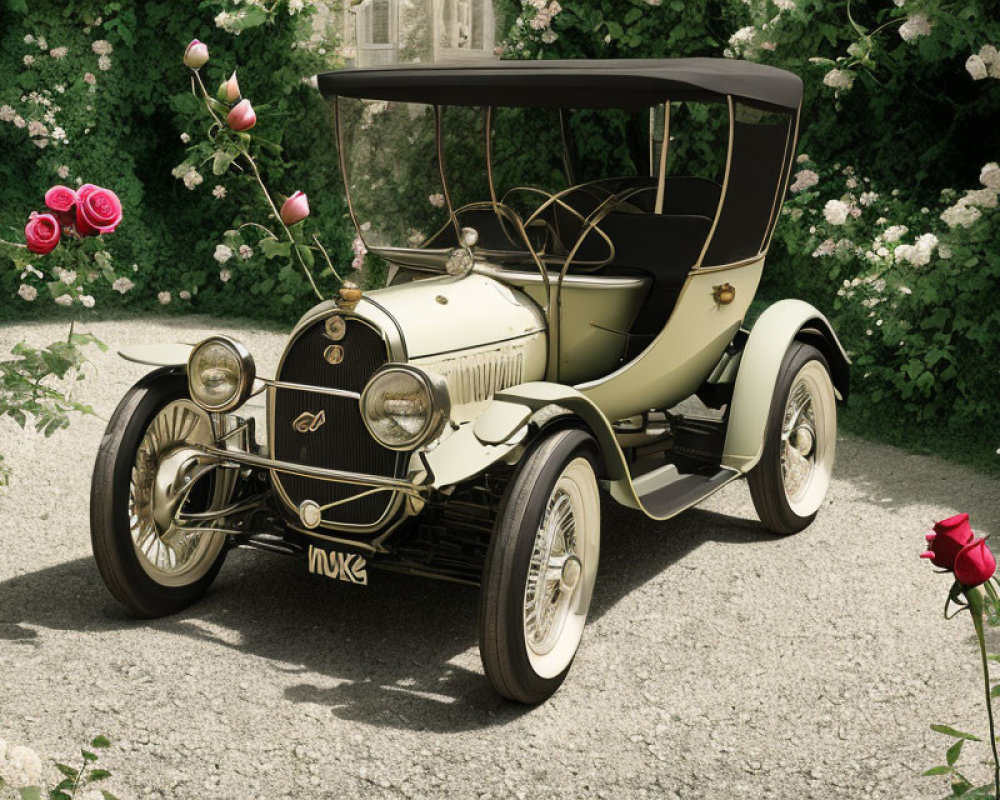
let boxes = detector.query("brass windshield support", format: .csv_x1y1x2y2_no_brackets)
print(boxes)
654,102,671,215
333,96,365,243
435,105,463,243
694,94,735,269
558,109,576,186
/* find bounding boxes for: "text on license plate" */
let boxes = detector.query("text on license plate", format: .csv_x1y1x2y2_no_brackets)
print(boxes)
307,545,368,586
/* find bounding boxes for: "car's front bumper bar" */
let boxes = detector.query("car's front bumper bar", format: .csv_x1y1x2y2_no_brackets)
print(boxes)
195,444,424,496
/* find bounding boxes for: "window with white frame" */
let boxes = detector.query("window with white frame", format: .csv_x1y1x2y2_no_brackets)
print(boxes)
357,0,399,66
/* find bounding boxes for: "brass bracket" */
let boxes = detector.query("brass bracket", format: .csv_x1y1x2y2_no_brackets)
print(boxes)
713,283,736,305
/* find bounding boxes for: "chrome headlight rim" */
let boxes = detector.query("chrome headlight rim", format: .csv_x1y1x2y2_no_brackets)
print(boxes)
186,335,256,413
360,364,451,452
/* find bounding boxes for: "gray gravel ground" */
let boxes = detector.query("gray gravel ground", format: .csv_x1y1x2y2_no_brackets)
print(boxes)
2,315,999,799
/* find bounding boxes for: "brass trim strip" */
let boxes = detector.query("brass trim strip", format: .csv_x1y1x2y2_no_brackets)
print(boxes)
260,378,360,401
694,95,735,269
654,102,671,215
691,254,765,275
435,105,463,243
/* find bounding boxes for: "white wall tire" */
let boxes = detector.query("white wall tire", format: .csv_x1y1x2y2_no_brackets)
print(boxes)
90,370,229,617
479,429,600,704
747,343,837,534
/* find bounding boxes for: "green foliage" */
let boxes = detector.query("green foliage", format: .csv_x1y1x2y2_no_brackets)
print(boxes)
0,733,116,799
0,0,352,326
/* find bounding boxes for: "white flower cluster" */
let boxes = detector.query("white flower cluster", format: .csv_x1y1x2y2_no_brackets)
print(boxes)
899,13,932,43
171,163,203,190
91,39,113,56
939,163,999,229
214,244,234,264
893,232,938,267
351,234,367,271
0,737,43,788
822,68,854,92
966,45,1000,80
823,199,851,226
112,277,135,294
789,168,819,193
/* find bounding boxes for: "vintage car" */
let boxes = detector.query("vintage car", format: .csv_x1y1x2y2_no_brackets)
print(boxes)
91,58,848,704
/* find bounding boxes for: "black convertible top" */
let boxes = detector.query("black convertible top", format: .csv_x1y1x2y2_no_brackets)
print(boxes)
317,57,802,112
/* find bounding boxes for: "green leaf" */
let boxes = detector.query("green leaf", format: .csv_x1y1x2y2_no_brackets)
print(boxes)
81,749,98,762
258,239,292,260
101,791,121,800
6,0,28,12
18,788,42,800
53,764,78,779
931,724,982,741
87,769,112,781
946,738,964,766
212,150,237,176
295,244,315,268
90,736,111,748
922,766,952,776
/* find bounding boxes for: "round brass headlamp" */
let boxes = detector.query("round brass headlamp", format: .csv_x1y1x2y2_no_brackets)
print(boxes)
360,365,451,451
187,336,255,413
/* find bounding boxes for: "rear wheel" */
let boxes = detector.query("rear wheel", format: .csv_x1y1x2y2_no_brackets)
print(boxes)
90,371,230,617
479,429,600,704
748,343,837,534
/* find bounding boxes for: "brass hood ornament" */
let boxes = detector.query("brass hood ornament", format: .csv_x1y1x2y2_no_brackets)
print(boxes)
336,280,363,311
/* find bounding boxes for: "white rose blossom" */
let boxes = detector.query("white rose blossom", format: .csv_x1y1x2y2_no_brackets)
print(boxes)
54,294,72,306
112,276,134,293
214,244,234,264
238,244,253,260
823,199,851,225
940,203,981,229
899,13,932,43
980,162,1000,191
80,295,95,308
966,54,989,80
212,184,226,199
179,290,192,300
219,268,232,282
158,290,171,305
883,224,908,242
18,284,37,301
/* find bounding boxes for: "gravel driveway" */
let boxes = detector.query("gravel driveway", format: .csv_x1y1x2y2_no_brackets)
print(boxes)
1,316,998,799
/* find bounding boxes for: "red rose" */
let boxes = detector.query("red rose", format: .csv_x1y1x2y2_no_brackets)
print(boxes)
227,99,256,132
24,212,60,255
954,537,997,588
921,512,974,569
44,185,77,213
75,184,122,236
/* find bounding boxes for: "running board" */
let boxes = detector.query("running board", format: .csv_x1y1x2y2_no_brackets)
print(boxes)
630,464,742,521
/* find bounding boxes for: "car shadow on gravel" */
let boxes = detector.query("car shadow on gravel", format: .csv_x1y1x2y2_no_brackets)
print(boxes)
0,501,770,732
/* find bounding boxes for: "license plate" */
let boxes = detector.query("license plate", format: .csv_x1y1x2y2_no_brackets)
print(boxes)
307,544,368,586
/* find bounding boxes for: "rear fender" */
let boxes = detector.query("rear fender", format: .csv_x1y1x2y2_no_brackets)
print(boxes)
722,299,849,473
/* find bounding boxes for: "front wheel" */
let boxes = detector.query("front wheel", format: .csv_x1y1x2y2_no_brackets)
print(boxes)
747,342,837,535
479,428,601,704
90,370,230,617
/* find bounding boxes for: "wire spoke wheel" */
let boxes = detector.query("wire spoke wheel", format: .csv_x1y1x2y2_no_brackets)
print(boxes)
479,430,600,704
748,343,837,535
128,399,226,587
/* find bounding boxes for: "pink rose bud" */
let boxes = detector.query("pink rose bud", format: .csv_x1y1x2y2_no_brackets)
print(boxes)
922,513,974,570
44,185,76,214
227,98,256,132
280,191,310,226
954,537,997,588
184,39,209,69
224,71,240,103
24,212,60,255
75,184,123,236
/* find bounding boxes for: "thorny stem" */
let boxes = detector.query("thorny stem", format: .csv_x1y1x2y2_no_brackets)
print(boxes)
0,237,27,248
311,233,342,282
241,150,324,301
966,586,1000,799
189,67,325,302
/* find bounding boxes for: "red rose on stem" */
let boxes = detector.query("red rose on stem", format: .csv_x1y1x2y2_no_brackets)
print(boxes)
24,212,60,254
44,185,76,213
955,537,998,589
75,184,123,236
921,512,974,569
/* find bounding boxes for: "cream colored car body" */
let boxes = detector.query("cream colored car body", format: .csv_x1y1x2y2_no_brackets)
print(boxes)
121,253,848,525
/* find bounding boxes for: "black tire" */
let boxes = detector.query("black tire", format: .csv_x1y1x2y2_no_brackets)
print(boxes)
479,428,601,704
747,342,837,535
90,368,227,618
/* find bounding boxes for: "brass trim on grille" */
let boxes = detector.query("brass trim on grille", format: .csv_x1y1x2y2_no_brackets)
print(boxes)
267,312,407,536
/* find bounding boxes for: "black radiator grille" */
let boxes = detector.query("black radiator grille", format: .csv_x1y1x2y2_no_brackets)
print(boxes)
271,316,401,528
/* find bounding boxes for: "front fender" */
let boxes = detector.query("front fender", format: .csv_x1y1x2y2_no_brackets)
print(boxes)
118,343,193,368
722,299,849,473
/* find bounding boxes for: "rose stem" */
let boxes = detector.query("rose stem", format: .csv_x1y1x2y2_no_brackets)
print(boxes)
967,586,1000,797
